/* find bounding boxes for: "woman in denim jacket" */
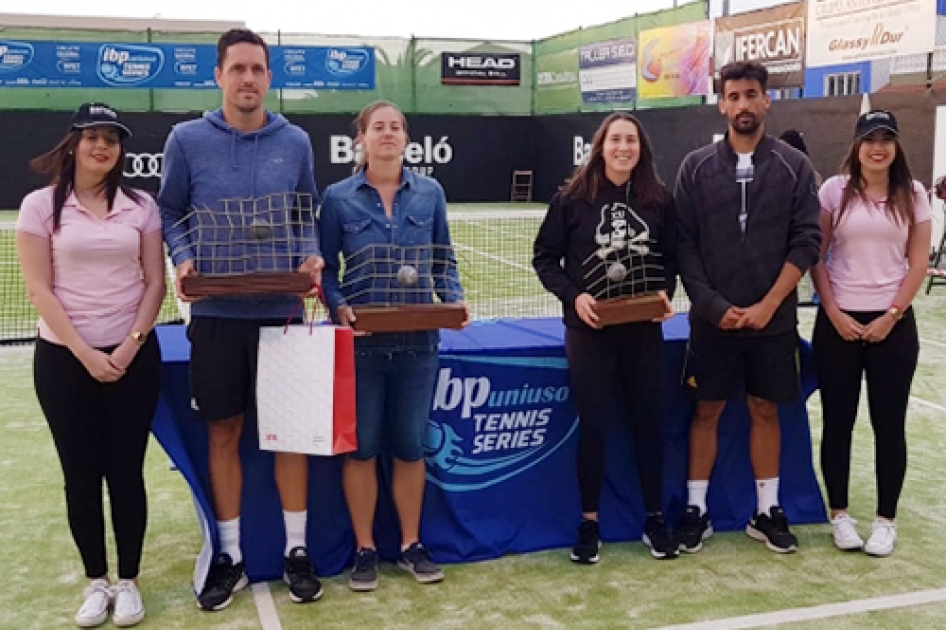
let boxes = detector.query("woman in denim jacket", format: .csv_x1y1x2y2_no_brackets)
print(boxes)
320,101,467,592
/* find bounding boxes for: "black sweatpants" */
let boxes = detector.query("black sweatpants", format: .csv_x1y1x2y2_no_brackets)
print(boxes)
34,335,161,579
565,322,664,514
813,307,918,519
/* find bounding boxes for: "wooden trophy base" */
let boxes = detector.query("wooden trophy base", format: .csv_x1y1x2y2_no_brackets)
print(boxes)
181,272,312,298
351,303,467,333
592,293,667,326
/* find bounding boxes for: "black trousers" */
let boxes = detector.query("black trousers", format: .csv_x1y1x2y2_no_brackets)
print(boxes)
565,323,664,514
813,307,918,519
34,335,161,579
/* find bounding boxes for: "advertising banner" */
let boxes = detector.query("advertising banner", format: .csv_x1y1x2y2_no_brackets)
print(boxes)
714,2,805,89
579,38,637,104
637,21,712,98
0,40,375,89
440,52,521,85
534,39,581,113
805,0,936,67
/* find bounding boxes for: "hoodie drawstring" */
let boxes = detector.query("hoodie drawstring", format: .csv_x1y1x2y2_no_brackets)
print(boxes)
230,132,238,170
229,131,260,198
251,135,259,199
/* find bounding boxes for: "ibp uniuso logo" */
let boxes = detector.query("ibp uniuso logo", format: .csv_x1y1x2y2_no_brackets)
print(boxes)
424,358,578,492
325,48,372,77
441,52,521,86
97,44,164,87
0,40,34,74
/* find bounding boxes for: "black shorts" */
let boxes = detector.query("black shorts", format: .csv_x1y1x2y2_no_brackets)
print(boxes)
187,317,287,422
682,323,800,403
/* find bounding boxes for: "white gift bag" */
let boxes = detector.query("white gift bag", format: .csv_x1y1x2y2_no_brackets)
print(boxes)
255,324,357,456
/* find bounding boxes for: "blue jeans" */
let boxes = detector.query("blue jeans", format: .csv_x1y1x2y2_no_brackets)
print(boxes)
352,349,440,461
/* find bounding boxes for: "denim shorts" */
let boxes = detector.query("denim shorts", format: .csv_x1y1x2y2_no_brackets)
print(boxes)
352,349,440,461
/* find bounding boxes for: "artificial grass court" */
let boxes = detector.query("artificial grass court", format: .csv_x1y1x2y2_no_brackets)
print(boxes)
3,296,946,629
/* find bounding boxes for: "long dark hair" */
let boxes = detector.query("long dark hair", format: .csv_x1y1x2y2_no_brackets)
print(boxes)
561,112,665,207
29,128,141,231
352,100,410,174
837,135,916,227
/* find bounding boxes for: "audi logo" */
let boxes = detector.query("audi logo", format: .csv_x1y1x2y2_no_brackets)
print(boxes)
124,153,163,179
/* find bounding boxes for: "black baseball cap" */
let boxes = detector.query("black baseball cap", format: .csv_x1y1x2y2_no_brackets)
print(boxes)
70,102,133,138
855,110,898,140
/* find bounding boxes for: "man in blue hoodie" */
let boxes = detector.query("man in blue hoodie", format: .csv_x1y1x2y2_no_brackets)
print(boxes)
158,28,324,611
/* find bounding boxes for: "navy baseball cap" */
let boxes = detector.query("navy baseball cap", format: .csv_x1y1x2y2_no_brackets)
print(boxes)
70,102,133,138
855,110,898,140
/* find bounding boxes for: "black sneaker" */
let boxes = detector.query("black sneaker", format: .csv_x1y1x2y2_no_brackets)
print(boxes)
397,542,444,584
677,505,713,553
642,513,679,559
197,553,248,611
746,506,798,553
570,519,601,564
349,548,379,592
283,547,323,603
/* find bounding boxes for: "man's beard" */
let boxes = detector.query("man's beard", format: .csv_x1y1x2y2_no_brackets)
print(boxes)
731,113,762,136
235,93,262,115
237,101,261,113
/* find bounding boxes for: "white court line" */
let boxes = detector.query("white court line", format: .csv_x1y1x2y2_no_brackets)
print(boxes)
252,582,283,630
920,336,946,349
842,378,946,415
910,395,946,414
466,220,534,241
453,242,533,272
653,587,946,630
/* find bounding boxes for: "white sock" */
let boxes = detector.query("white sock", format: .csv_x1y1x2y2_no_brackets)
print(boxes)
756,478,780,516
217,518,242,565
284,510,308,556
687,480,709,516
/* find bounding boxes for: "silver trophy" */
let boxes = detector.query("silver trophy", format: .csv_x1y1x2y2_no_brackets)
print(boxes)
167,192,317,298
582,205,668,325
340,243,465,332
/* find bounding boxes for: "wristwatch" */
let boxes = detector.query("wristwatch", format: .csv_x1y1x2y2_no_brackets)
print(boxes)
887,307,904,321
130,331,148,345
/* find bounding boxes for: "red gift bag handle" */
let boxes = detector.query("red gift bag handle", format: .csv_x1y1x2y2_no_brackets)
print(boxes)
283,284,327,335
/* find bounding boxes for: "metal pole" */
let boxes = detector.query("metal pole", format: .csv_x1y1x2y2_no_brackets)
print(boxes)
928,51,934,92
278,30,284,114
147,28,154,112
530,39,536,116
410,35,417,114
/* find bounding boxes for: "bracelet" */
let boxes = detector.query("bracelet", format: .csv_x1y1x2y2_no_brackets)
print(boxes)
887,306,904,321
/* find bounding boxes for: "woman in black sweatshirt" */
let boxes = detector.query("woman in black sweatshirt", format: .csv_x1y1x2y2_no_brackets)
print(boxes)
533,112,678,564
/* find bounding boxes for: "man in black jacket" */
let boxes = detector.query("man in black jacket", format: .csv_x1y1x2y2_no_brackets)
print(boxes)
674,61,821,554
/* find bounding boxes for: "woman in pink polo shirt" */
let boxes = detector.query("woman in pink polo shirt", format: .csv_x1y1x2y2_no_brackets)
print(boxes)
811,110,931,558
16,103,165,628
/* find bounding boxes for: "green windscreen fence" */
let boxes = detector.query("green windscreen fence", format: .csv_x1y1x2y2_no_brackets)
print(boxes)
0,1,706,115
533,2,709,114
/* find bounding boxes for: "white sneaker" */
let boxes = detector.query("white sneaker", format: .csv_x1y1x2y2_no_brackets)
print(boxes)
75,579,111,628
864,519,897,557
112,580,145,627
830,513,864,551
